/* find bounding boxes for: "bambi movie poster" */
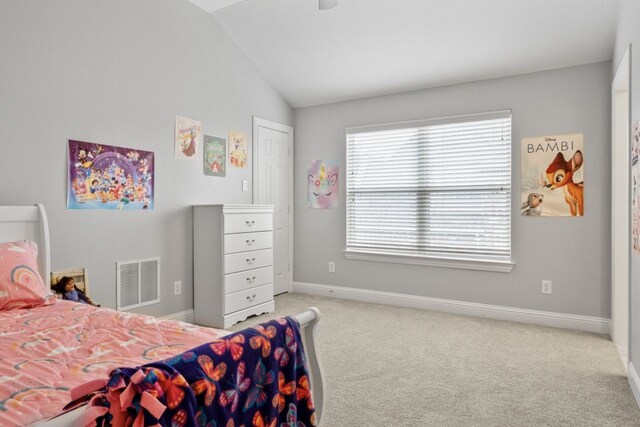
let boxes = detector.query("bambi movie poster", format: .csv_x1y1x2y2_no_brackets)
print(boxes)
521,133,584,217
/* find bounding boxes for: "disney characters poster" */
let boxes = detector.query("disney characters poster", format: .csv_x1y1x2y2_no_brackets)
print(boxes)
203,135,226,177
307,160,339,209
521,133,584,217
229,131,248,168
175,116,202,159
632,120,640,253
67,140,154,210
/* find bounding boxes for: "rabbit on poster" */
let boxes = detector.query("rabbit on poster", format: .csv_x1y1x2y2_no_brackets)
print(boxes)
521,193,544,216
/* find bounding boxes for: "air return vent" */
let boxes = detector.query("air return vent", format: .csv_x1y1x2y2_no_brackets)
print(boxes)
116,257,160,311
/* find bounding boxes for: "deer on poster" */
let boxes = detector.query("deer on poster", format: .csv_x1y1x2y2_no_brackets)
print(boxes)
544,150,584,216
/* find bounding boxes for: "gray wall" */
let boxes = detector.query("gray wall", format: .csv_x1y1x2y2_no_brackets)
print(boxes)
0,0,293,316
614,0,640,376
294,62,611,318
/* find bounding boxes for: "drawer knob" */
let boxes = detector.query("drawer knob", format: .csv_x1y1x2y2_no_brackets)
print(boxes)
246,258,256,264
246,239,256,245
246,294,256,302
246,276,257,283
245,220,256,227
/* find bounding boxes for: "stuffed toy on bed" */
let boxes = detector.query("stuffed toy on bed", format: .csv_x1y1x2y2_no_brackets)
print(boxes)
53,276,100,306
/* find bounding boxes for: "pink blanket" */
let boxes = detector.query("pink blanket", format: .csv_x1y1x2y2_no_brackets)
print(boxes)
0,300,227,426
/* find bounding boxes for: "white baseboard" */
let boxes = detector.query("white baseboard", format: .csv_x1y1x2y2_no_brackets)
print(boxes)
629,362,640,408
292,281,610,334
160,309,194,323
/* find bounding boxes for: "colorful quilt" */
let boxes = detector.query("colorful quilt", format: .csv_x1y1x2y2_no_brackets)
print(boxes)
0,300,228,426
74,316,317,427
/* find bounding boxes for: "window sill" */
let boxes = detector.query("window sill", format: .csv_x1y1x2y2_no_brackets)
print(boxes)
343,248,514,273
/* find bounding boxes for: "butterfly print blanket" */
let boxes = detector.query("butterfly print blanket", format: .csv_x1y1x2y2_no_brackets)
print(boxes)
69,316,316,426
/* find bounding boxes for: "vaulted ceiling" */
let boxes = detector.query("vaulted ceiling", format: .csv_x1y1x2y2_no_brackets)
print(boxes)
189,0,620,108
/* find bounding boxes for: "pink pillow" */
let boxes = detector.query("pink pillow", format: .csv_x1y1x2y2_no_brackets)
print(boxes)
0,240,56,310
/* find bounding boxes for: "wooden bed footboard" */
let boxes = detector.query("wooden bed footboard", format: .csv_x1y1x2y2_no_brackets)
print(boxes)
293,306,325,424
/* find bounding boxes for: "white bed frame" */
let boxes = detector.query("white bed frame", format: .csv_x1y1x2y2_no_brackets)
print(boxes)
0,205,324,426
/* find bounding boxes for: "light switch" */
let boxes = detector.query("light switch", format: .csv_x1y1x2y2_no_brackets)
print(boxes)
242,180,248,192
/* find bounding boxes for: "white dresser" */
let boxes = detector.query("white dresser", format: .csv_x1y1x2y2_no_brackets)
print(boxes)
193,204,275,328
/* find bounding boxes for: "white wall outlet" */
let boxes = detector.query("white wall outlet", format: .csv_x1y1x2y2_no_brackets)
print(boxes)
242,180,248,192
541,280,552,294
174,280,182,295
328,261,335,273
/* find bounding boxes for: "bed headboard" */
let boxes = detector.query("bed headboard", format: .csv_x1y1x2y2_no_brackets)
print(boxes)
0,204,51,283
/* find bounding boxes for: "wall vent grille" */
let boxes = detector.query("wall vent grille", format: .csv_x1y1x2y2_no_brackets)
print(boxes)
116,257,160,311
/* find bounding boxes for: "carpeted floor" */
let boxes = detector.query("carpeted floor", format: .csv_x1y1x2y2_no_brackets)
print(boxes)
230,293,640,426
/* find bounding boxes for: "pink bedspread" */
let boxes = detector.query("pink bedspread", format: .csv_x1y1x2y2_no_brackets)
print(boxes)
0,300,228,426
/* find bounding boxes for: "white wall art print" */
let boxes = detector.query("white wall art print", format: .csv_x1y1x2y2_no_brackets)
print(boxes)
175,115,202,160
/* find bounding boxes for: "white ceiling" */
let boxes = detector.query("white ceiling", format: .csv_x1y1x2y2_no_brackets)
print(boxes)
193,0,620,108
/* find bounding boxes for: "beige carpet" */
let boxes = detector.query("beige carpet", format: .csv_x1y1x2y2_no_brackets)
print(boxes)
230,293,640,426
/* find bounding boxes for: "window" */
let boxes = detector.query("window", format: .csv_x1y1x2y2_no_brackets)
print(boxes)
345,111,512,272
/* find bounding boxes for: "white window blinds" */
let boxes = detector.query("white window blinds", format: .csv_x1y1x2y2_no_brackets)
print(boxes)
346,111,511,261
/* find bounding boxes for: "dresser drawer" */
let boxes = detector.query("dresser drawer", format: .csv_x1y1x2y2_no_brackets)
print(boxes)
225,283,273,314
224,249,273,274
224,213,272,234
224,266,273,294
224,231,273,254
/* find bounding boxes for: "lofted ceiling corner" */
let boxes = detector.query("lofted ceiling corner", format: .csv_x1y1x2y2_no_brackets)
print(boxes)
187,0,245,14
206,0,620,108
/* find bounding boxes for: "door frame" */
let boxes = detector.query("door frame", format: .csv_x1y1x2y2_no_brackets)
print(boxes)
252,116,294,293
612,46,631,370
